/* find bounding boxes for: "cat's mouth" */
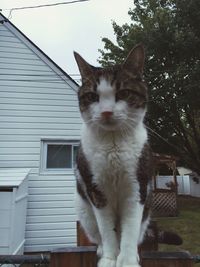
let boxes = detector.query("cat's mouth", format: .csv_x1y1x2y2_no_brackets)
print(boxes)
99,116,121,131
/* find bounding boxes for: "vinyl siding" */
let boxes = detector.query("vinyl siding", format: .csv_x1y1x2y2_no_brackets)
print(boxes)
0,18,81,252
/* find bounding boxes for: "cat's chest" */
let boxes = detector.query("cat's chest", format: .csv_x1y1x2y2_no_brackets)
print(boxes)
81,124,147,182
90,140,141,178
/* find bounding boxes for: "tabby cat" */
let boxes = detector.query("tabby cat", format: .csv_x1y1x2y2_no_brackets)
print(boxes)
74,44,152,267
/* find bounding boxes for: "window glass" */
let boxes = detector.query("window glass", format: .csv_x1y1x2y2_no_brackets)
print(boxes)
73,145,79,166
47,144,72,168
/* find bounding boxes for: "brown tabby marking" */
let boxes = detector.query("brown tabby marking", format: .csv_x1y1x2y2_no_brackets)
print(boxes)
76,145,107,208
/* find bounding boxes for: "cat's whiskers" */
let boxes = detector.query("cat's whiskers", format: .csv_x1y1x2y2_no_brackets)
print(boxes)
84,118,94,125
127,116,144,127
117,121,132,139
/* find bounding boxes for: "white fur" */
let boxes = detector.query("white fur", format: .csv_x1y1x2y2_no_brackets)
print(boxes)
138,216,150,245
97,78,116,115
77,78,148,267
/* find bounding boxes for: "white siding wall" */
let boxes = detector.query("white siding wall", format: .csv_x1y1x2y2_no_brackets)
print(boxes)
0,20,81,252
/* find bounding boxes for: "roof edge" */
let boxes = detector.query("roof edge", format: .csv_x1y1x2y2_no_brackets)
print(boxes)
0,12,79,88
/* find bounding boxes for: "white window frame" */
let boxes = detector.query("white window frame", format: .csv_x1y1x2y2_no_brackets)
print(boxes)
40,139,79,174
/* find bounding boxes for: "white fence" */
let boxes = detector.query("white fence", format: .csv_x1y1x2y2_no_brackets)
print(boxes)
156,175,200,197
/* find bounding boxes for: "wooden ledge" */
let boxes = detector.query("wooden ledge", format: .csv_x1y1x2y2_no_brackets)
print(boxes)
50,246,97,267
141,251,194,267
51,246,97,253
142,251,193,260
50,248,194,267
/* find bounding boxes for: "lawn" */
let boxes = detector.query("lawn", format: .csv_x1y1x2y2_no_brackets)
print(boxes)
156,195,200,266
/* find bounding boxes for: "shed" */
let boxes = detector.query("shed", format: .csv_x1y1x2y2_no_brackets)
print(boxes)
0,13,82,252
0,168,29,255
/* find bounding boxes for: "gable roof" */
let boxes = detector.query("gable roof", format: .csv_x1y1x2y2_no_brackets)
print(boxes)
0,12,78,89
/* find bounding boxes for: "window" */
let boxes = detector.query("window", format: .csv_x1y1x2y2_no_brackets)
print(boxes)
41,140,79,173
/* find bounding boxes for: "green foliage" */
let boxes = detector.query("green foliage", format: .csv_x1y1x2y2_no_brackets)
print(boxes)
99,0,200,174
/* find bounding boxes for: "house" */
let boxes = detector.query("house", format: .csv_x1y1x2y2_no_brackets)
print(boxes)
0,13,82,252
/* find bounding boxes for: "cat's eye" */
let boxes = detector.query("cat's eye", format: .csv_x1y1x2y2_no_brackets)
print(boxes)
116,89,139,104
79,92,99,109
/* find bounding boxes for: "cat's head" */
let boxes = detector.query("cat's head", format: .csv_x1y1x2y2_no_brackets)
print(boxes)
74,44,148,132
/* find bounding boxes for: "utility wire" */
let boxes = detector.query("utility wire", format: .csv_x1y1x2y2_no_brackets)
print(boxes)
1,0,90,19
146,125,181,152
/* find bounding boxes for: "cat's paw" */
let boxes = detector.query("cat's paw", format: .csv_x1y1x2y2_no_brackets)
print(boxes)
116,254,140,267
97,245,103,257
98,257,116,267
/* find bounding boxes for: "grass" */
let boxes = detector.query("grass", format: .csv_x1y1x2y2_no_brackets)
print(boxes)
156,195,200,266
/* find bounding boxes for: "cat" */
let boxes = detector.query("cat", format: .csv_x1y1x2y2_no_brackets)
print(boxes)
74,44,153,267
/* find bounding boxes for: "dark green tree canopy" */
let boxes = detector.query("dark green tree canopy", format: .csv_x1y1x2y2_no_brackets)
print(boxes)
99,0,200,175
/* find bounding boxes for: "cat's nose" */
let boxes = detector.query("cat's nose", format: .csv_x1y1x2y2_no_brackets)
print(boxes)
101,111,113,119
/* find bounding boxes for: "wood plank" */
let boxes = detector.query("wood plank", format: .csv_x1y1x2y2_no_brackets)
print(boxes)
0,161,38,168
0,168,30,174
0,128,81,136
28,187,75,195
24,242,76,253
0,42,26,49
28,193,74,202
28,180,75,188
26,214,76,223
26,229,75,238
0,51,41,59
25,236,76,246
0,110,79,118
0,57,41,65
0,63,52,71
0,103,79,112
27,207,75,216
0,91,77,100
0,154,39,161
26,221,76,232
0,147,39,155
0,97,78,107
0,46,32,53
0,35,22,43
141,251,194,267
50,249,194,267
0,79,70,89
0,122,81,130
50,247,97,267
0,141,39,148
0,116,82,124
26,221,76,231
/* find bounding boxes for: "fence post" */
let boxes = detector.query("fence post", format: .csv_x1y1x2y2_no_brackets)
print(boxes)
50,246,97,267
141,251,194,267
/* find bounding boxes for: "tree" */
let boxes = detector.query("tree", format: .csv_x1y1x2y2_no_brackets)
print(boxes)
99,0,200,175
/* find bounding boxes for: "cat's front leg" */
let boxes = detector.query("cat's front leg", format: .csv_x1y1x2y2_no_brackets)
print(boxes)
117,199,144,267
94,206,119,267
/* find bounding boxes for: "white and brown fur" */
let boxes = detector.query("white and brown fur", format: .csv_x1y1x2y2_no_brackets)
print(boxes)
74,44,153,267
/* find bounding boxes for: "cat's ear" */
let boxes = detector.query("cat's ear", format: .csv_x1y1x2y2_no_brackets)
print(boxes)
123,44,145,75
74,52,94,79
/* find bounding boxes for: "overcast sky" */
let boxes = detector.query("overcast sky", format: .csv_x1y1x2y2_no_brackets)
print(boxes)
1,0,133,79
